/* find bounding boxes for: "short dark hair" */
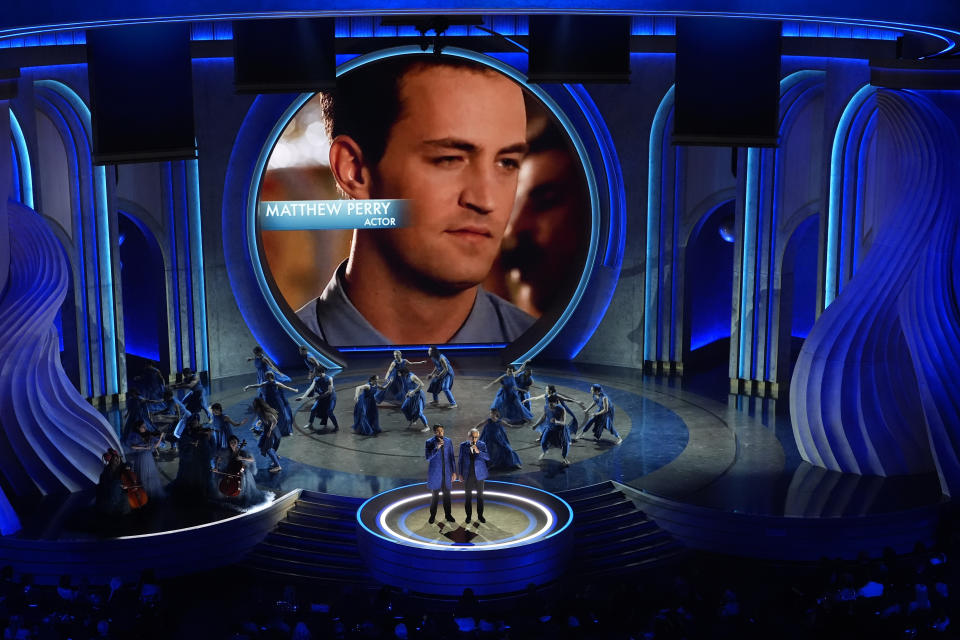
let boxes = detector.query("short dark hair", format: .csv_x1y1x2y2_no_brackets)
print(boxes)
323,55,502,167
211,403,223,412
432,424,445,433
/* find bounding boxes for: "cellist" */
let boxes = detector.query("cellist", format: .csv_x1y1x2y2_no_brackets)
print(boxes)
212,436,268,509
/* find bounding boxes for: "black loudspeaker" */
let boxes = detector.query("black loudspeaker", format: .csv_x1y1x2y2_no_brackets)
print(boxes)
527,15,631,83
673,18,782,147
233,18,336,93
86,23,196,165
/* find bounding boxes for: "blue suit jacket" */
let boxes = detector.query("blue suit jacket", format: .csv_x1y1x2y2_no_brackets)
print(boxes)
425,436,456,490
458,441,490,482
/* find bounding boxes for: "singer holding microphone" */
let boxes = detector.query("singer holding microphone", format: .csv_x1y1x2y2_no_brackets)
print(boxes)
458,428,490,524
425,424,457,524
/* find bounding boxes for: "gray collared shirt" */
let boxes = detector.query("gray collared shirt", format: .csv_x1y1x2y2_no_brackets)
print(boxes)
296,262,534,346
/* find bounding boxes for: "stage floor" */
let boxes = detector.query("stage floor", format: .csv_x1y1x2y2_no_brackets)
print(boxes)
195,360,941,518
11,360,945,542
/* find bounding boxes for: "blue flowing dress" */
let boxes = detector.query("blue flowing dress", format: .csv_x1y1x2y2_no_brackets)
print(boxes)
261,380,295,437
209,414,235,451
124,431,166,500
537,396,580,440
540,405,571,457
583,393,621,440
172,428,213,499
427,354,455,403
400,379,428,425
374,358,411,404
491,375,533,423
479,419,522,469
352,386,381,436
309,374,337,427
122,395,156,439
257,419,282,457
515,370,534,409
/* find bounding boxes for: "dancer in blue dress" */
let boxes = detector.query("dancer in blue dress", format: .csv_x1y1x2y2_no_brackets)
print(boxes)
251,397,283,474
532,395,571,465
486,366,534,423
579,384,622,444
245,372,299,437
529,385,584,441
514,361,535,411
399,368,430,432
296,366,339,433
426,346,457,407
375,350,425,404
96,449,131,516
124,421,166,500
477,409,522,470
171,414,215,499
122,390,157,440
209,403,244,451
135,362,167,411
171,368,212,420
352,375,384,436
248,345,291,385
298,345,321,379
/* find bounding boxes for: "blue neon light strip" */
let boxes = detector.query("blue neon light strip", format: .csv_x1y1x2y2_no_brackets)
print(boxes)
565,84,626,358
9,110,34,209
1,10,948,56
95,164,119,395
337,343,507,353
246,46,600,365
738,148,759,379
187,159,209,374
9,140,20,203
644,86,675,363
180,16,901,43
826,84,875,308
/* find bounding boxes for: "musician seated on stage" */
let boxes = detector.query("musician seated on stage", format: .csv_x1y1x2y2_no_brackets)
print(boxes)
95,449,132,517
169,416,214,501
212,435,269,509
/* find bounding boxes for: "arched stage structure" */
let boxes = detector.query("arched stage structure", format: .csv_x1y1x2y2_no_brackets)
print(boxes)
0,3,959,622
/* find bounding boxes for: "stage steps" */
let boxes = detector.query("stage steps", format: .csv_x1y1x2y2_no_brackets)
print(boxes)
243,490,371,584
556,481,685,577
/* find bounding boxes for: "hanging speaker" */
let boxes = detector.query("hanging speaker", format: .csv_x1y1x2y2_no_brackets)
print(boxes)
527,15,631,83
673,18,782,147
233,18,336,93
86,23,196,164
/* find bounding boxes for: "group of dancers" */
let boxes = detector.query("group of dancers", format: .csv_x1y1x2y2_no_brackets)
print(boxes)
99,345,622,517
97,363,270,517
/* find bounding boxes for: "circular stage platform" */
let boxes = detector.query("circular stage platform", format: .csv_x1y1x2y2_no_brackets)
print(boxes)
356,481,573,595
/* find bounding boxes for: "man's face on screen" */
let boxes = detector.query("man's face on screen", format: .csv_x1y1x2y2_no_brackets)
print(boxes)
368,65,527,294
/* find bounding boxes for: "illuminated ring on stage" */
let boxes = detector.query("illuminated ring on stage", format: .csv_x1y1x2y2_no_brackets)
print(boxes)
356,481,575,595
397,500,537,545
378,491,554,549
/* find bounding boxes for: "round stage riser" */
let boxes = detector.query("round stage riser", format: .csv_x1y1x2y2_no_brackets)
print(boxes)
356,482,574,596
357,537,573,596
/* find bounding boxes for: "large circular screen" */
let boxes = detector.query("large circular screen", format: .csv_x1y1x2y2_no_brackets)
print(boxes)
255,52,592,349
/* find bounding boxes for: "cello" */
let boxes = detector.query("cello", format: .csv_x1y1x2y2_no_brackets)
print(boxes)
216,439,247,497
120,464,148,509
